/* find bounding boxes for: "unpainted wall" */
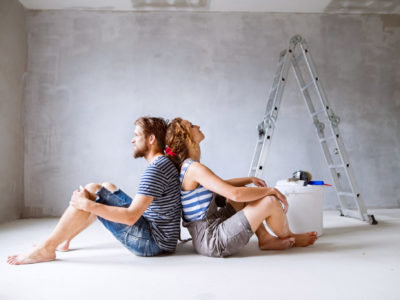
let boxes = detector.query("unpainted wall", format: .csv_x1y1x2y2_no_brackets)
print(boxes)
24,11,400,216
0,0,27,223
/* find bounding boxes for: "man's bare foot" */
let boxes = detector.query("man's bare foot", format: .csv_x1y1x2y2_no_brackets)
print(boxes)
33,240,70,252
292,232,318,247
56,240,70,252
7,246,56,265
259,236,295,250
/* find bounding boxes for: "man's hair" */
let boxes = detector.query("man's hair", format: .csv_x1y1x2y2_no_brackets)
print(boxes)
134,117,168,151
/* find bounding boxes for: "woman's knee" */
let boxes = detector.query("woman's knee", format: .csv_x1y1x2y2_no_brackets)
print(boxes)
260,196,282,211
102,182,118,192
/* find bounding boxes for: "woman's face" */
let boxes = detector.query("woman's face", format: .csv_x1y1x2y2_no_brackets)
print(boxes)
183,120,204,144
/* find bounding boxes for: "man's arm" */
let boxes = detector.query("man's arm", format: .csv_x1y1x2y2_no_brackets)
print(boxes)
70,191,153,226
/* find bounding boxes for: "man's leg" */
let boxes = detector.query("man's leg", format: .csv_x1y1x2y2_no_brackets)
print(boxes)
55,213,97,251
227,199,295,250
242,196,317,247
7,182,106,265
56,182,118,251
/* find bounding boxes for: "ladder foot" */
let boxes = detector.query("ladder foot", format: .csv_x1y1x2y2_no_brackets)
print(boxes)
368,214,378,225
337,206,344,216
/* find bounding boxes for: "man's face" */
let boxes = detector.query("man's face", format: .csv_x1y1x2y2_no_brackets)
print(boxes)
131,125,149,159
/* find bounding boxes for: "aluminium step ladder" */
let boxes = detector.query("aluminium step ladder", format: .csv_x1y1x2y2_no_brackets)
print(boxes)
249,35,377,225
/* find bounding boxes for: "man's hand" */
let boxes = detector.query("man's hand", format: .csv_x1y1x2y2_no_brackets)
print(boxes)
70,186,93,212
251,177,267,187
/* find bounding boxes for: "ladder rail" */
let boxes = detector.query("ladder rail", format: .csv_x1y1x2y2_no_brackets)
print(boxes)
249,50,292,178
296,41,370,221
290,57,354,215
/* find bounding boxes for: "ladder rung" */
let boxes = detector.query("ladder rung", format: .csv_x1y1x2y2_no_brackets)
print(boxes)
311,109,326,117
319,136,336,142
329,164,345,169
338,192,355,197
301,81,314,92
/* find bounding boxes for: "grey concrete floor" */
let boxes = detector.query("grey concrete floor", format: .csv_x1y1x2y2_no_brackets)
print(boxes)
0,209,399,300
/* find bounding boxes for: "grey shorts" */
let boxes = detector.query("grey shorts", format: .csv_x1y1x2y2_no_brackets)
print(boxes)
183,194,254,257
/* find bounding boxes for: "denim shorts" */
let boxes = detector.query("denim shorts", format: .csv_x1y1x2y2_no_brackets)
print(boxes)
95,186,166,257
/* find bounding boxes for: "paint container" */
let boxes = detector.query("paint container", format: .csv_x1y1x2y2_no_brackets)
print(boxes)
275,179,324,236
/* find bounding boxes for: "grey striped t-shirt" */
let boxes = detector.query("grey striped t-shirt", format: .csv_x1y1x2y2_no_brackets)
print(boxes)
138,155,181,252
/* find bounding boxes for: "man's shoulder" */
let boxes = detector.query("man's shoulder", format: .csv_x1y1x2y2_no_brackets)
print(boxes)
152,156,177,170
145,156,178,177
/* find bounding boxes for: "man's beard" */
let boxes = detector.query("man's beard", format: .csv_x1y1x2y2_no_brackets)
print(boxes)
133,144,148,159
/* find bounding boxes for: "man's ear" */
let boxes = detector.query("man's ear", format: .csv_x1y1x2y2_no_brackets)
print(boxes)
148,134,156,145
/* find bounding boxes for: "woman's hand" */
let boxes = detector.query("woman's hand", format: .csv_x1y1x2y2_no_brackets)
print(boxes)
269,187,289,214
70,186,92,212
251,177,267,187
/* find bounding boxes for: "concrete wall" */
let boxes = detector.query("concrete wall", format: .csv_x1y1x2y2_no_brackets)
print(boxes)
0,0,27,223
24,11,400,216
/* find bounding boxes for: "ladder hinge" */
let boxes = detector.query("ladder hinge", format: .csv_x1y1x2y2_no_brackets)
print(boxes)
290,35,304,46
329,114,340,127
313,119,325,133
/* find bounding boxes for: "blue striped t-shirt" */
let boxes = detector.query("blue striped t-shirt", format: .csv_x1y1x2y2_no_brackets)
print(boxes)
138,155,181,252
180,159,214,222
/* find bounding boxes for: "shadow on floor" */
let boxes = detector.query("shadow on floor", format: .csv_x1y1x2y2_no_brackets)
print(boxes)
323,220,394,237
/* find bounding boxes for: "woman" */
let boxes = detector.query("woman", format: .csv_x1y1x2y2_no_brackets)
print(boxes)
165,118,317,257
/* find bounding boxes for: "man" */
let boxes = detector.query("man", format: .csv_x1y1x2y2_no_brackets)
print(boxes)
7,117,181,264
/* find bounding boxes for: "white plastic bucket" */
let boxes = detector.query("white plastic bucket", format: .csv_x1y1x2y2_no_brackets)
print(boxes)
275,179,324,236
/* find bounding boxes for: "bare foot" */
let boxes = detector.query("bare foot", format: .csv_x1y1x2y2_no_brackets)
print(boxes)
292,232,318,247
7,246,56,265
33,240,70,252
259,236,295,250
56,240,70,252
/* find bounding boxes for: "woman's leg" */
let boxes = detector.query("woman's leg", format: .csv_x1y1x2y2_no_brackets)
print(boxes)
242,196,317,247
228,199,295,250
7,183,106,265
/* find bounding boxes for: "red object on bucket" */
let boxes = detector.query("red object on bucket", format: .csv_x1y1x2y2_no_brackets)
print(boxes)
309,181,332,186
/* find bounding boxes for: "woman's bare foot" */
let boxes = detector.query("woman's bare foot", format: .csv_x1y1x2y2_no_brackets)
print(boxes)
292,232,318,247
257,230,295,250
56,240,70,252
259,236,295,250
7,246,56,265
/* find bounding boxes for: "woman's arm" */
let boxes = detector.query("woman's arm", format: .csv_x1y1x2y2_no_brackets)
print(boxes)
187,162,287,211
225,177,267,187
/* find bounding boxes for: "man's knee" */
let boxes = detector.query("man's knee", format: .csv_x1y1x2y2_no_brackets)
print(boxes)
85,183,102,194
102,182,118,192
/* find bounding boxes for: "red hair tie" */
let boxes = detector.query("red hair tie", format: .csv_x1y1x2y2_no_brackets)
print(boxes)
165,146,176,157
